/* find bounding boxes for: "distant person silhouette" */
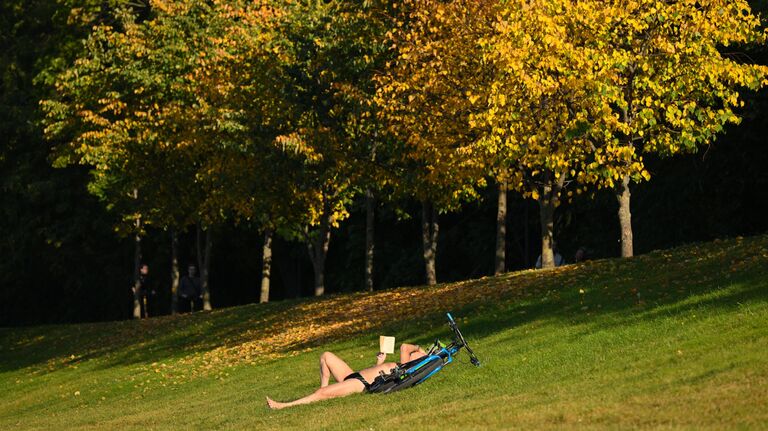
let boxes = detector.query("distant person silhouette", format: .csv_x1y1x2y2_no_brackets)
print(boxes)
573,246,589,263
178,264,202,313
132,263,154,318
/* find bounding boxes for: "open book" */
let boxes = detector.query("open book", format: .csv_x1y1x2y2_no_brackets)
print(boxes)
379,336,395,354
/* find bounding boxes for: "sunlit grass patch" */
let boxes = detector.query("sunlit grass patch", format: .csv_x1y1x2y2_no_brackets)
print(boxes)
1,235,767,430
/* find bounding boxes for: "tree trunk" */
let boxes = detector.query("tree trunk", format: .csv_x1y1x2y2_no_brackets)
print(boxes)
202,229,212,310
494,180,507,276
421,200,439,285
260,229,273,303
538,184,555,269
313,259,325,296
308,200,332,296
617,175,634,257
196,223,202,280
196,224,213,311
132,228,142,319
131,189,143,319
537,173,565,269
170,229,179,315
618,76,636,259
524,201,530,267
365,189,375,292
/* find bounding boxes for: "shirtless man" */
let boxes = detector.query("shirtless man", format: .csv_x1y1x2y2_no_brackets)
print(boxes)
266,343,427,409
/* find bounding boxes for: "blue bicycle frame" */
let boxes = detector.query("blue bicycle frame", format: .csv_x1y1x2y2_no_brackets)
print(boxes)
367,312,479,394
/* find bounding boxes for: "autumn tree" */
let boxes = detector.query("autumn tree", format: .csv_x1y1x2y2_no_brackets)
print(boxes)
175,1,296,304
376,0,492,284
578,0,768,257
264,0,391,295
459,0,608,269
41,6,190,316
41,1,260,311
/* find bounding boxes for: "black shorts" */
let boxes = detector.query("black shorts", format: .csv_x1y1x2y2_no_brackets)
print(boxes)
344,372,371,392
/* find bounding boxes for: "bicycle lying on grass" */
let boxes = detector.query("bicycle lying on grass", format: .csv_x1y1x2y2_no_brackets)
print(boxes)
368,312,481,393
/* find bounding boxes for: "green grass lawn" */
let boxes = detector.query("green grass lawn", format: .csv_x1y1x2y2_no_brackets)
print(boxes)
2,235,767,430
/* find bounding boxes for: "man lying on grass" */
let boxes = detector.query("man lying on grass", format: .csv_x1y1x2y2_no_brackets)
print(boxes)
266,343,426,409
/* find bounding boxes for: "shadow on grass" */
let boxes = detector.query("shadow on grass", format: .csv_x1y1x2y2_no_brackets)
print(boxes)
0,235,766,374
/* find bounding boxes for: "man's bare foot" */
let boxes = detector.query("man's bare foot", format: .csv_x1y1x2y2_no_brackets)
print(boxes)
266,396,286,410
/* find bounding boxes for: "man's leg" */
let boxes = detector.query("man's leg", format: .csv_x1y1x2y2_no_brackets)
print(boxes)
178,297,190,313
400,343,426,363
266,379,364,410
139,294,148,319
319,351,354,388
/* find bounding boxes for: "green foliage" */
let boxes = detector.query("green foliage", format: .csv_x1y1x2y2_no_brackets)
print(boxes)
269,0,392,231
41,1,291,233
578,0,768,189
40,0,768,236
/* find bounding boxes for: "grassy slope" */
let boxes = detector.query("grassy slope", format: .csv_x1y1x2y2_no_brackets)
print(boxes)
1,235,767,430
